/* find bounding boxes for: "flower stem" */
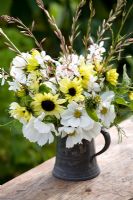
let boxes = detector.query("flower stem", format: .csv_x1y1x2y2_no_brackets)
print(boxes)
0,28,21,54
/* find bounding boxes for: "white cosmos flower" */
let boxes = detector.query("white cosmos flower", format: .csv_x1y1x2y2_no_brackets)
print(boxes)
58,122,101,148
59,101,101,148
101,91,115,103
77,122,101,142
58,126,83,148
61,101,94,128
97,91,116,128
22,113,56,146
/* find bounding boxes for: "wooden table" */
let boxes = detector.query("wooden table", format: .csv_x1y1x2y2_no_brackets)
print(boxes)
0,118,133,200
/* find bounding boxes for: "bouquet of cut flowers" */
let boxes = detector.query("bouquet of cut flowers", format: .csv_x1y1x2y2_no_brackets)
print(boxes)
0,0,133,148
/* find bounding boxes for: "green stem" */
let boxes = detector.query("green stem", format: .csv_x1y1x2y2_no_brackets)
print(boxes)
116,3,133,41
0,120,15,127
0,28,21,54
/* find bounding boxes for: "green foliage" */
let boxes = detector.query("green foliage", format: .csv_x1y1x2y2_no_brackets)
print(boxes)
0,0,132,184
122,65,131,86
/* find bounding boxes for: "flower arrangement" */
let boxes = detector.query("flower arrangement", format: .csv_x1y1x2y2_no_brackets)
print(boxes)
0,0,133,148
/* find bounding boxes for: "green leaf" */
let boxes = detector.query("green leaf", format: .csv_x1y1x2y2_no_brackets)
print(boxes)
39,84,51,93
122,64,131,86
115,97,128,106
128,102,133,111
86,107,99,122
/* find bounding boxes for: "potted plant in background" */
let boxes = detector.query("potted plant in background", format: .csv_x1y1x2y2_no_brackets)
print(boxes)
0,0,133,180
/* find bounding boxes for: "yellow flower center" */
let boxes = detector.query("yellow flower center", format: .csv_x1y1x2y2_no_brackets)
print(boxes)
94,95,101,103
74,110,82,118
101,107,108,115
68,131,76,136
68,87,76,96
41,100,55,111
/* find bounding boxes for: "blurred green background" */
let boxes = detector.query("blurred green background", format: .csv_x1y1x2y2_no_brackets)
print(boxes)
0,0,133,184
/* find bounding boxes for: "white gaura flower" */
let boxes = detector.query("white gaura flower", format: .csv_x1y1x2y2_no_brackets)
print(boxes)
41,51,52,62
10,53,30,84
97,91,116,128
87,41,105,63
8,80,21,91
22,113,56,146
56,54,81,80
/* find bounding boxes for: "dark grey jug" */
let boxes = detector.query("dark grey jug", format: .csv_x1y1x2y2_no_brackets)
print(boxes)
53,129,111,181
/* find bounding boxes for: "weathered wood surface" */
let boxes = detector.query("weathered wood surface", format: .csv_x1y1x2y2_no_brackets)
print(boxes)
0,118,133,200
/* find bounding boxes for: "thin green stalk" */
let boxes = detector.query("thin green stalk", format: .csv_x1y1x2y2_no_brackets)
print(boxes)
0,28,21,54
0,120,15,127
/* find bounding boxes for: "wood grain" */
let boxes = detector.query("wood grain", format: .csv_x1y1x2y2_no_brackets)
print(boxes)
0,118,133,200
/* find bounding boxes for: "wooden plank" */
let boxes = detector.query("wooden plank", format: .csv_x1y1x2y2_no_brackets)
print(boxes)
0,118,133,200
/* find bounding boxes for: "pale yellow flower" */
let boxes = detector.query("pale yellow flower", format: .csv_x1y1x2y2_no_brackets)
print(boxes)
9,102,32,123
79,61,94,88
27,50,40,72
129,92,133,100
106,69,119,86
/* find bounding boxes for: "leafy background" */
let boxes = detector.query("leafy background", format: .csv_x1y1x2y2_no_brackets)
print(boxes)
0,0,133,184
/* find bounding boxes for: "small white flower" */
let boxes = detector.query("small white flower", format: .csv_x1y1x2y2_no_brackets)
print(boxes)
41,51,59,65
8,80,21,91
56,54,81,80
58,126,83,148
44,77,57,94
97,102,116,128
87,75,101,93
87,41,105,63
97,91,116,128
101,91,115,103
10,53,30,84
22,113,56,146
0,69,8,85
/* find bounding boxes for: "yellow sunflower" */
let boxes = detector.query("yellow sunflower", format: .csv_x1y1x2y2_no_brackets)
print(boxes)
31,93,65,118
59,78,84,102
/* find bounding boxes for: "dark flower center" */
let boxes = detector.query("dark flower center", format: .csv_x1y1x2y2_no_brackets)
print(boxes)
41,100,55,111
68,87,76,96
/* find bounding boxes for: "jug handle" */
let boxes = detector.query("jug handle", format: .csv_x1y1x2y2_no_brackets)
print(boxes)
91,128,111,161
